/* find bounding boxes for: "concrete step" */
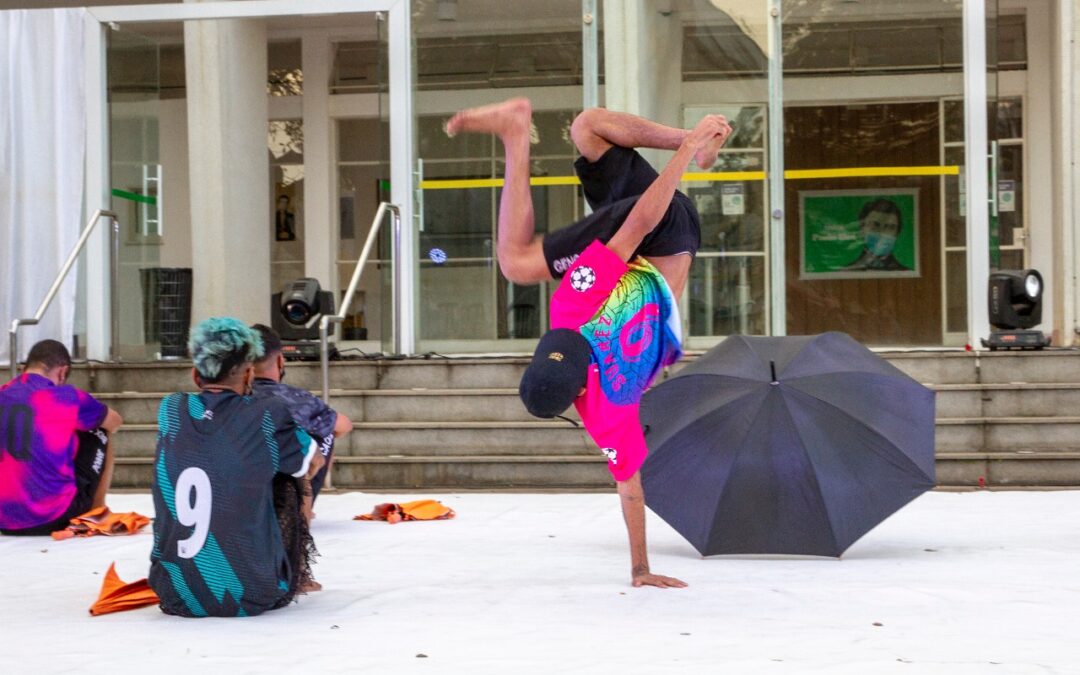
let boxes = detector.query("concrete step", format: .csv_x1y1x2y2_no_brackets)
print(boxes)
109,415,1080,459
94,389,578,425
946,384,1080,418
935,417,1080,452
69,358,532,394
68,351,1080,396
975,351,1080,384
109,422,595,458
91,382,1080,425
110,451,1080,491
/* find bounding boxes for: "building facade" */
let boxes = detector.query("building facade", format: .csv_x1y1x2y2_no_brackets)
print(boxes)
5,0,1079,360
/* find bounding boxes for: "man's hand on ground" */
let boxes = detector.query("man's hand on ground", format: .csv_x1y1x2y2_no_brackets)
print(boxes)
632,571,688,589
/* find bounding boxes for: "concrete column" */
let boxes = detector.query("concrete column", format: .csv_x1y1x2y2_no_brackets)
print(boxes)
1071,0,1080,346
301,31,336,301
184,12,270,324
1050,0,1078,346
602,0,683,166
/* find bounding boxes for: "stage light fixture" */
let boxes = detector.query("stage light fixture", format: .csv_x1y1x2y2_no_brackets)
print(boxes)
982,269,1051,350
271,278,338,360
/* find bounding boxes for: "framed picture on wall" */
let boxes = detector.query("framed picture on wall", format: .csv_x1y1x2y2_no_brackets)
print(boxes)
799,188,920,280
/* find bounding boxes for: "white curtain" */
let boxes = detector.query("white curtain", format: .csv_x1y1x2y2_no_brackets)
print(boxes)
0,9,87,367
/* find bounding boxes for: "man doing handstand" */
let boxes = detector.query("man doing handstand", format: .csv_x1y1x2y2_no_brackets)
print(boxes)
446,99,731,589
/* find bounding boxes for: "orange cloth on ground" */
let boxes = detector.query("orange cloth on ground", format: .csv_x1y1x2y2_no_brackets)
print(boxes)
51,506,151,540
354,500,455,524
89,563,159,616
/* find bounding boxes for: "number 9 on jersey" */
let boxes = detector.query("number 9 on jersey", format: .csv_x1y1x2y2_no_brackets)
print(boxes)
175,467,212,559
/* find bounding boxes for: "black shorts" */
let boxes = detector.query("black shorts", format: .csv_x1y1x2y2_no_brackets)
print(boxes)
542,145,701,278
0,429,108,536
308,435,334,501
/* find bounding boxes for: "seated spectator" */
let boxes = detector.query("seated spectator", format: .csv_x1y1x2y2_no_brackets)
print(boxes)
250,323,354,518
149,318,324,617
0,340,123,535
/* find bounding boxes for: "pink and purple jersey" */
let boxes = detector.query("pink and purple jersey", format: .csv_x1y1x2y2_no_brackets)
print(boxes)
0,374,107,530
551,241,682,480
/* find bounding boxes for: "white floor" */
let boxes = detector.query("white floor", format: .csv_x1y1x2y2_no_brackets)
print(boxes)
1,491,1078,675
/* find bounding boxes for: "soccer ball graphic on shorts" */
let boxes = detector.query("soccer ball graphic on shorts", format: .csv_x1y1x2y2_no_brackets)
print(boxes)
570,265,597,292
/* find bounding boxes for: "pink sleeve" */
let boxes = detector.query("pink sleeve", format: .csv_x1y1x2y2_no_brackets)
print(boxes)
574,366,648,482
550,241,629,330
73,388,108,431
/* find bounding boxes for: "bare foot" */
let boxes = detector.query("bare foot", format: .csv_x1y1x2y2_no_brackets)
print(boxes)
695,126,733,171
445,97,536,143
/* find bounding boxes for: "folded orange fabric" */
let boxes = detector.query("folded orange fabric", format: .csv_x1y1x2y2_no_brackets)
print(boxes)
89,563,159,616
354,500,456,524
51,506,151,540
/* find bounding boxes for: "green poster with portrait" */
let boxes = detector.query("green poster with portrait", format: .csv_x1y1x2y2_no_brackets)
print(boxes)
800,189,919,279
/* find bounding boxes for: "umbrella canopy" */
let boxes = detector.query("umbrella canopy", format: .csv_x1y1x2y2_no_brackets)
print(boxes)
640,332,935,557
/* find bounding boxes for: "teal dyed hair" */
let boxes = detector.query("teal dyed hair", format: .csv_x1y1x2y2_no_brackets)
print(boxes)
188,317,265,382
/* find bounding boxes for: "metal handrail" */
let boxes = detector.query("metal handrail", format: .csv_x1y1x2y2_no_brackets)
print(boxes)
9,209,120,378
320,202,402,403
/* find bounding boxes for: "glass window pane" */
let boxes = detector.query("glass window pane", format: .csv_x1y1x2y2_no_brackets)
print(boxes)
945,146,966,247
997,14,1027,69
338,164,390,261
339,118,386,163
332,41,381,94
688,173,765,253
421,261,495,340
688,256,766,337
996,143,1023,247
782,0,960,346
996,98,1023,140
268,40,302,96
946,251,967,333
944,100,964,144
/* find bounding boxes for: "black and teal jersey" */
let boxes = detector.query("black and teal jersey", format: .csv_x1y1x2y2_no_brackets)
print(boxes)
148,390,317,617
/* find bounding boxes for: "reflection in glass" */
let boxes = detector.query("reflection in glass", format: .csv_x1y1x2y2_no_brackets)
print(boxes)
688,256,765,337
946,251,967,334
268,40,302,96
945,146,965,248
269,119,304,297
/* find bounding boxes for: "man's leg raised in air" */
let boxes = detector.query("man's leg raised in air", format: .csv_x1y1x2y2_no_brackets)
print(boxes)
446,98,551,284
570,108,728,170
571,109,732,299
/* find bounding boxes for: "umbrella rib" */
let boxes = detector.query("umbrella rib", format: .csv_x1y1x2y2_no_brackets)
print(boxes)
706,390,777,549
783,369,911,385
667,371,767,387
647,375,766,438
782,385,934,482
775,392,840,553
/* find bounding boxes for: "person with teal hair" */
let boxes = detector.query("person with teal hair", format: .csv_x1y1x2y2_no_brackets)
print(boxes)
148,317,325,617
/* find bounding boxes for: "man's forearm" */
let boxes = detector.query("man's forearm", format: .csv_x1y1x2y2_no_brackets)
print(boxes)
617,472,650,576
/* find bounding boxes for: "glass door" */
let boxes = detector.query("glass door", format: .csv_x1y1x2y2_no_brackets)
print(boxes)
780,0,967,347
331,12,392,355
107,29,168,360
681,1,772,349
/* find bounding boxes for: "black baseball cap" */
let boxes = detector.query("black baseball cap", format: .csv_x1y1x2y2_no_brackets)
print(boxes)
519,328,592,418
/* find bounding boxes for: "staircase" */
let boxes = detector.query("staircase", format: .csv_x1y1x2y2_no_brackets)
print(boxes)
69,350,1080,491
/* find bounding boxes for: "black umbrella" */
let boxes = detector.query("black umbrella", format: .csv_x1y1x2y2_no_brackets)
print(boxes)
640,332,935,557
